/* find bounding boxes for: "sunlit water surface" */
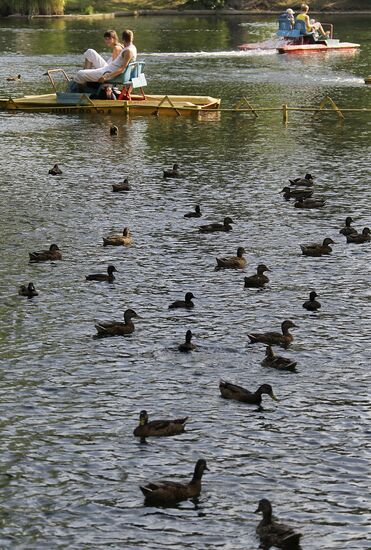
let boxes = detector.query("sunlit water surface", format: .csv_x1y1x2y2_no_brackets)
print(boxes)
0,14,370,550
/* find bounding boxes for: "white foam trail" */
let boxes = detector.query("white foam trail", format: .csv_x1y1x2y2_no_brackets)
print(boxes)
144,49,277,58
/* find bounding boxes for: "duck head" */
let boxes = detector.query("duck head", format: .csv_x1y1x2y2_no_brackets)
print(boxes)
107,265,118,275
257,384,277,401
237,247,246,257
309,291,318,300
345,216,354,226
124,308,140,322
49,244,60,251
362,227,370,235
139,410,149,426
281,320,297,333
323,238,335,246
265,345,275,358
185,292,195,302
195,205,201,213
185,329,193,343
172,163,179,170
280,186,291,193
192,459,209,481
257,264,270,274
304,173,314,180
255,498,272,517
223,217,234,225
122,227,130,236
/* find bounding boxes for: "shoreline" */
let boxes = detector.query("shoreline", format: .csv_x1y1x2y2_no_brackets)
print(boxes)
6,9,371,19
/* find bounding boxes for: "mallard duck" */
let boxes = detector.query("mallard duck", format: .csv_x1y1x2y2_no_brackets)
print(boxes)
169,292,195,309
303,291,321,311
244,264,270,288
255,499,302,549
280,187,313,201
184,205,201,218
140,458,209,506
339,216,357,236
178,329,195,352
300,237,334,256
248,320,297,348
216,247,246,269
112,178,130,192
133,410,188,442
199,217,233,233
163,163,180,178
289,173,314,186
94,308,139,337
346,227,370,244
48,164,62,176
103,227,132,247
261,346,297,372
29,244,62,263
18,282,38,298
219,380,277,405
86,265,117,282
294,197,326,209
110,125,118,135
6,74,21,81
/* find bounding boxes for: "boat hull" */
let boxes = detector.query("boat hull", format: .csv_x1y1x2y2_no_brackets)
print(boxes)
0,93,221,116
277,42,360,54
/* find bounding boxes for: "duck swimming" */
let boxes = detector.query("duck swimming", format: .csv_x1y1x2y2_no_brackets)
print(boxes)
219,380,277,405
86,265,117,282
103,227,132,246
199,216,233,233
289,173,314,186
112,178,130,192
178,329,195,352
261,346,297,372
216,247,246,269
346,227,370,244
48,164,62,175
255,498,302,549
133,410,188,442
6,74,21,81
140,458,209,506
339,216,357,236
29,244,62,262
280,187,313,201
110,125,118,135
169,292,195,309
94,308,139,337
18,282,38,298
303,291,321,311
294,197,326,209
248,320,297,348
244,264,270,288
300,237,334,256
184,205,202,218
163,163,180,178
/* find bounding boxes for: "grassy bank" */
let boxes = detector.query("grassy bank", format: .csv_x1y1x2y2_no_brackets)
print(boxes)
65,0,371,14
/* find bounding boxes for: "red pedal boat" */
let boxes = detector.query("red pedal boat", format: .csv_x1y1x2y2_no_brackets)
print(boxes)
277,39,360,54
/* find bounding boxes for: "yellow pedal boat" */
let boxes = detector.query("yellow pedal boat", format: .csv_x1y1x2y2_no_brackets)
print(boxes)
0,67,220,116
0,93,221,116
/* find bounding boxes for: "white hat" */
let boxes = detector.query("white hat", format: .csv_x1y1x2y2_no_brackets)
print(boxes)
286,8,295,14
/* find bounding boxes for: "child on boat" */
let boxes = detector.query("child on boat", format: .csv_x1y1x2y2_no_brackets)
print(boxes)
309,19,331,39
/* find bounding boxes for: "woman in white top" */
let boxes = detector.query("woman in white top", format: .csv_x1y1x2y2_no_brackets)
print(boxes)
74,29,137,85
82,30,123,70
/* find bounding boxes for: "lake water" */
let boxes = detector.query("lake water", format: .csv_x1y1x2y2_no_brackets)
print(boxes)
0,13,370,550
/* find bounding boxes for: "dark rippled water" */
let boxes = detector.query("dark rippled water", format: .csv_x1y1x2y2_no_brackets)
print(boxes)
0,14,370,549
